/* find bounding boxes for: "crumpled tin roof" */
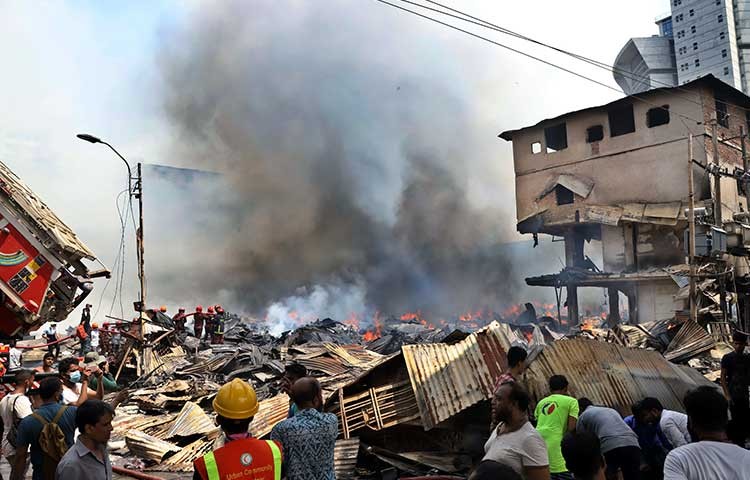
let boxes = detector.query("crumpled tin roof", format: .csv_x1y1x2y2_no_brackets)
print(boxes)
525,338,718,414
165,401,218,439
0,159,96,261
402,321,517,430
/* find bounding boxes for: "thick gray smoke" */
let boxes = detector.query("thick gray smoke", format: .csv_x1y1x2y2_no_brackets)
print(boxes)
154,0,563,327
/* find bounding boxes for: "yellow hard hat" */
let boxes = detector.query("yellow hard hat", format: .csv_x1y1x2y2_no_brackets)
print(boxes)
213,379,259,419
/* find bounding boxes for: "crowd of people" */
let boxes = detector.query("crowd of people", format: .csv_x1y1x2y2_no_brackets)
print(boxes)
470,345,750,480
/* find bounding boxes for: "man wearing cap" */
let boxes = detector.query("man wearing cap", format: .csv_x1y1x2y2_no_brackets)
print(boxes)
90,323,101,354
193,379,282,480
84,353,119,393
44,322,60,359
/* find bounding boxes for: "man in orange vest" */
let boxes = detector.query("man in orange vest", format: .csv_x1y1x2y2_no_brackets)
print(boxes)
193,379,282,480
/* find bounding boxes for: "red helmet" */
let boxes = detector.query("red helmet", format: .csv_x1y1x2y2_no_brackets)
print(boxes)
196,305,203,312
208,306,215,314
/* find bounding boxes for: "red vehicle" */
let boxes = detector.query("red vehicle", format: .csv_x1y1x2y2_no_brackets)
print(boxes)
0,161,107,336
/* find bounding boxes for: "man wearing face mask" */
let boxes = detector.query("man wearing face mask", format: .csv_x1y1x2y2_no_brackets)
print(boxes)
58,358,103,407
0,370,34,475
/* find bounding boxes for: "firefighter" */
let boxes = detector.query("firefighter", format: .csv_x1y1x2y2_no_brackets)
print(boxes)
193,379,282,480
194,305,205,339
213,306,226,345
206,306,216,343
160,305,168,314
173,308,187,332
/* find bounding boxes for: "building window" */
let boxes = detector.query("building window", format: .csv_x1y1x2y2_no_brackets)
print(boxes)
717,0,721,4
695,58,701,67
678,30,685,39
586,125,604,143
673,0,681,6
531,142,542,154
718,14,723,23
716,95,729,127
544,123,568,153
647,106,670,128
724,66,730,75
608,104,636,137
689,9,695,16
693,42,699,51
720,31,726,40
722,49,728,58
555,185,575,206
691,25,696,34
675,13,683,22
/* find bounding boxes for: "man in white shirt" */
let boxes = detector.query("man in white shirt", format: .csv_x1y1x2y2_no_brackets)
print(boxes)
483,382,549,480
0,370,34,472
44,322,59,359
8,341,22,371
664,386,750,480
90,323,100,353
640,397,690,448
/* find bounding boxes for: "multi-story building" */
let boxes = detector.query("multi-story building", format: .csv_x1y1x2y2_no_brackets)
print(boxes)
616,0,750,95
614,16,678,95
500,75,750,326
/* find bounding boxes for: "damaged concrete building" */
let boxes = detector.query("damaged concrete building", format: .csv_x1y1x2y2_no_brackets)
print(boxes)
500,75,750,328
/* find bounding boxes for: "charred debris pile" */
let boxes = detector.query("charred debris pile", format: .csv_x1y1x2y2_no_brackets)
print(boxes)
105,310,721,478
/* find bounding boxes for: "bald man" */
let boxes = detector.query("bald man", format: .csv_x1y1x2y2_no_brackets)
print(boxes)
271,378,338,480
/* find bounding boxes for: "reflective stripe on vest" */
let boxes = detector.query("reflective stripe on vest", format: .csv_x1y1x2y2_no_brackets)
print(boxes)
204,451,220,480
266,440,282,480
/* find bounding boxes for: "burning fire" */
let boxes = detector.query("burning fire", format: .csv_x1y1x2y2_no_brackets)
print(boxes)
363,311,383,342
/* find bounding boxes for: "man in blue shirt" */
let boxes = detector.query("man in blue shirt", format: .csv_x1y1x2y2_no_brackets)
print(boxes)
271,377,338,480
624,401,671,480
12,377,78,480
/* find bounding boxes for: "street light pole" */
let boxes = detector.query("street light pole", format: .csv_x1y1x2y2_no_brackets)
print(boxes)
77,134,146,339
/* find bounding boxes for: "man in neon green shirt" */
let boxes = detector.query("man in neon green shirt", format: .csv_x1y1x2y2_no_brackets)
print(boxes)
535,375,579,480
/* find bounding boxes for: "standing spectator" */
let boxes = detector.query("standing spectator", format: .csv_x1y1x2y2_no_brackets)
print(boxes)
84,353,119,393
55,400,114,480
35,353,56,374
58,358,102,407
624,401,670,480
483,382,550,479
0,370,34,475
271,377,338,480
576,398,641,480
89,324,100,354
12,377,77,480
193,379,281,480
75,324,89,357
43,323,59,359
8,341,22,371
80,304,92,335
560,431,606,480
721,331,750,446
494,346,528,391
535,375,578,480
664,386,750,479
193,306,205,339
639,397,690,449
281,364,307,418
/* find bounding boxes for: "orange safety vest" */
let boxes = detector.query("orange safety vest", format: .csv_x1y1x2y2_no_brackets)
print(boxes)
76,325,88,340
194,437,282,480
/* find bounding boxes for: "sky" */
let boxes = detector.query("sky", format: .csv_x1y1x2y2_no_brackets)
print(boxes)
0,0,671,329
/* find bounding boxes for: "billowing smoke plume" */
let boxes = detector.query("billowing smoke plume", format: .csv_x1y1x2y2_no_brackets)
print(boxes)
153,0,560,327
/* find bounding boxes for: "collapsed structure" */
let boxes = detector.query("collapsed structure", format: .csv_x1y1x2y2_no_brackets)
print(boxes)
500,74,750,330
0,160,106,336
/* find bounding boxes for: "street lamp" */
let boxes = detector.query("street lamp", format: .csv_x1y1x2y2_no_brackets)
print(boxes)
76,133,146,318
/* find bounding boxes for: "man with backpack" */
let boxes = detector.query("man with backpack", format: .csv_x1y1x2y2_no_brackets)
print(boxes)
0,370,34,475
12,377,77,480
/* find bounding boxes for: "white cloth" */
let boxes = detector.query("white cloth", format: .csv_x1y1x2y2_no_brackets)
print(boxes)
90,330,100,349
660,410,690,448
8,348,21,370
0,393,32,457
62,384,81,405
664,441,750,480
483,421,549,475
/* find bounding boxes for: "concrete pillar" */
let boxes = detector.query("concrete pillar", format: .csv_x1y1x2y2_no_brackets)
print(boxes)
607,287,621,327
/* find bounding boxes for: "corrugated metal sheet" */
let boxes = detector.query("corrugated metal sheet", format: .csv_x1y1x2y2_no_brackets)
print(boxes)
125,430,181,462
148,436,215,472
334,438,360,479
335,380,420,438
525,338,717,415
403,321,516,430
664,320,715,362
249,394,290,439
165,401,219,438
297,357,349,376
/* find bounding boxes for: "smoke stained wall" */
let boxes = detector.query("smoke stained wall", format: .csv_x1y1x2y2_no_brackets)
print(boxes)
152,0,567,330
